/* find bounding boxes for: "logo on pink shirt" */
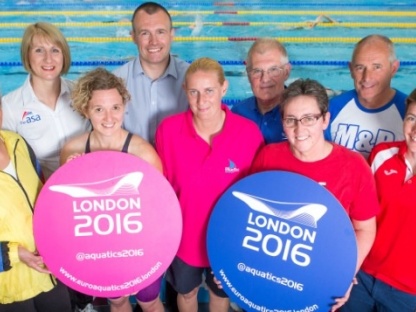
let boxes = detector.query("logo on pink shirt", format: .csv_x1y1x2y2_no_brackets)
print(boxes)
225,159,240,173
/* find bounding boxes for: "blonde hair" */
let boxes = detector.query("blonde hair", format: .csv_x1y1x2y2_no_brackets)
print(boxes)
185,57,226,86
72,68,130,117
21,22,71,75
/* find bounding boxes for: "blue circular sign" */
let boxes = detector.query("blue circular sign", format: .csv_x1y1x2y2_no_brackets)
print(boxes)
207,171,357,312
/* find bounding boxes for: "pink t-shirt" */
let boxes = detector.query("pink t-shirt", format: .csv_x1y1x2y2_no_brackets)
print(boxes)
251,142,379,221
155,105,264,267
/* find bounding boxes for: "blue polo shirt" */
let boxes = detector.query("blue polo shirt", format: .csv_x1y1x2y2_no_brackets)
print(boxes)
231,96,286,144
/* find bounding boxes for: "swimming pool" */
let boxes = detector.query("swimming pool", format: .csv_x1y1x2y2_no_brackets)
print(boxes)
1,0,415,103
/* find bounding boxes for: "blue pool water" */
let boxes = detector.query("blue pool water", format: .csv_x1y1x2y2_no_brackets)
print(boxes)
0,0,415,102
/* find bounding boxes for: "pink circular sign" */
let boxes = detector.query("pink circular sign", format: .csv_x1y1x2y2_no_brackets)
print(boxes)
34,151,182,297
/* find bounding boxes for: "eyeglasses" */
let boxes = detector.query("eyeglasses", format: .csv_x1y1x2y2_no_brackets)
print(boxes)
248,65,287,79
283,114,323,128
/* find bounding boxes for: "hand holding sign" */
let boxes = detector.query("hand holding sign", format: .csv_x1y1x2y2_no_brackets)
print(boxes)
207,171,357,312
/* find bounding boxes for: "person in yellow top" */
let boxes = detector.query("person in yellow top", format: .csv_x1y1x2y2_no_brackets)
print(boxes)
0,97,71,311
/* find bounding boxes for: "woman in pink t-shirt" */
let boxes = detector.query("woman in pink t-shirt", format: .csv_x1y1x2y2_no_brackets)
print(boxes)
156,57,264,312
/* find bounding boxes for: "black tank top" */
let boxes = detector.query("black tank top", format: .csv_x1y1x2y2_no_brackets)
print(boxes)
85,132,133,154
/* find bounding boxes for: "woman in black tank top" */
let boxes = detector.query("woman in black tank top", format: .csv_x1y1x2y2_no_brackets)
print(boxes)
59,68,164,312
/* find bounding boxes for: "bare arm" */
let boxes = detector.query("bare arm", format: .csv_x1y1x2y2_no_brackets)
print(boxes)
314,14,324,23
352,217,377,272
130,135,163,173
138,146,163,173
59,134,88,165
321,14,338,23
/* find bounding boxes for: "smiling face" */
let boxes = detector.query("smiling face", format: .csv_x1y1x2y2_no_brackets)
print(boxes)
131,9,174,72
185,70,228,123
247,48,291,113
349,38,399,108
86,88,125,136
283,95,330,160
28,34,63,82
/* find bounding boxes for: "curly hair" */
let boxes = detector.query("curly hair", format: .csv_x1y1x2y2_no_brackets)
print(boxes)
72,68,130,117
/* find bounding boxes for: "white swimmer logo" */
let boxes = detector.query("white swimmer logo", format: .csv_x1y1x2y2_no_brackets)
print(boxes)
232,191,327,228
49,172,143,198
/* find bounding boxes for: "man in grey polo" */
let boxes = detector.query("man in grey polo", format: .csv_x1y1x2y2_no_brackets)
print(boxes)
114,1,189,144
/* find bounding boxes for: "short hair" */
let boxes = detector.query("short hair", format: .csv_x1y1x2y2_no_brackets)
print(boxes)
280,79,329,117
352,34,397,64
21,22,71,75
405,88,416,113
246,38,289,70
72,68,131,117
185,57,226,86
131,1,172,31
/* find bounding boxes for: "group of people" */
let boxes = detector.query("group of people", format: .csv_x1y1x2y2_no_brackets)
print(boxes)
0,2,415,312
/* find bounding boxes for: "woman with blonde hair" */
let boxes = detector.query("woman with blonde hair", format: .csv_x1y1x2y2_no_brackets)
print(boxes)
155,57,264,312
1,22,90,180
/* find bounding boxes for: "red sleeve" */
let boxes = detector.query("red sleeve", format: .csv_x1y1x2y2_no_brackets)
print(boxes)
350,154,380,220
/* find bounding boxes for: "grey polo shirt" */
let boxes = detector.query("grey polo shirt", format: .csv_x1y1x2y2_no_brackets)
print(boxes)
113,54,189,144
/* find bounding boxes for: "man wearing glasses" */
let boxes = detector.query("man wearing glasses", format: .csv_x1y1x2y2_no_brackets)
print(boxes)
232,38,291,144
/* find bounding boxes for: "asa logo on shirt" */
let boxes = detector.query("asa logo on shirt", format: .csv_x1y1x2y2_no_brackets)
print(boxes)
20,111,41,125
225,159,240,174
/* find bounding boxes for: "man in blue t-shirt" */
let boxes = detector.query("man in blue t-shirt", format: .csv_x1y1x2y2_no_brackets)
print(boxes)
232,38,291,144
327,34,407,158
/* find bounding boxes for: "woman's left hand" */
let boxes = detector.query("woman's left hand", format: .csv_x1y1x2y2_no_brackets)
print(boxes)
330,277,357,311
18,246,50,274
212,271,223,289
